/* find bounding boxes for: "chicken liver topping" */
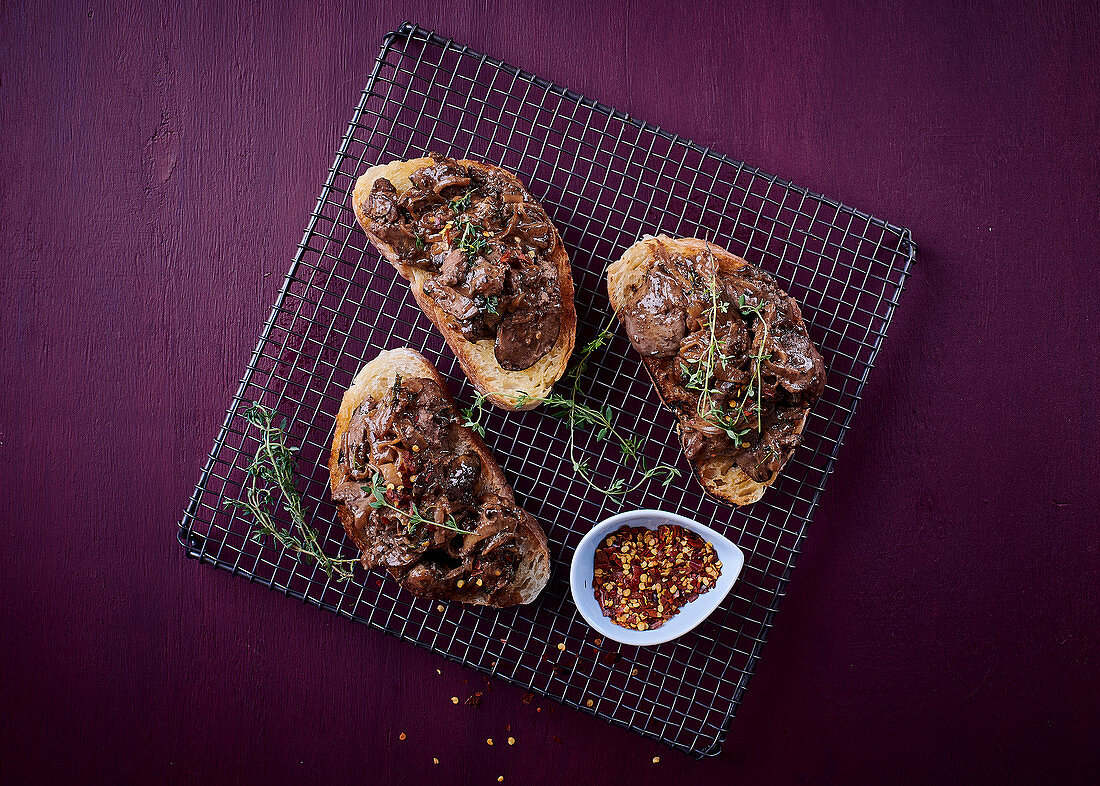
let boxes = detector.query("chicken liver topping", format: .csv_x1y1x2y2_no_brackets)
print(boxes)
365,153,562,371
618,242,826,483
330,375,532,604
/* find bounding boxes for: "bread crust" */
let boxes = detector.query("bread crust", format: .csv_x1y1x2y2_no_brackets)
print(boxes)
607,236,810,506
351,157,576,411
328,348,550,605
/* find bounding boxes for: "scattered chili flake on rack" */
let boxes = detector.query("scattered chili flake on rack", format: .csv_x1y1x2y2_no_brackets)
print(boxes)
592,524,722,630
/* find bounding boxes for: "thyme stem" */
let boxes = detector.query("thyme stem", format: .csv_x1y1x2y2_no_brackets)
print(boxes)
516,313,681,498
363,472,476,536
225,404,359,581
680,247,772,443
696,247,723,420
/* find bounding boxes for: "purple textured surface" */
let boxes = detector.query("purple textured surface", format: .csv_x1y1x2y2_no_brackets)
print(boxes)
1,1,1097,783
174,21,915,759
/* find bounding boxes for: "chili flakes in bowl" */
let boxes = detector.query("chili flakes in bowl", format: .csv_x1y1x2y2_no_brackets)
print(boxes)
592,524,722,631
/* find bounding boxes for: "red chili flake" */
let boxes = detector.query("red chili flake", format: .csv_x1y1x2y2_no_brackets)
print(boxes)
521,692,535,705
592,524,722,631
465,691,483,708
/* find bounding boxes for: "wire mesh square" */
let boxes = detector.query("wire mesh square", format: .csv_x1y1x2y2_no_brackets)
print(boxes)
178,22,916,757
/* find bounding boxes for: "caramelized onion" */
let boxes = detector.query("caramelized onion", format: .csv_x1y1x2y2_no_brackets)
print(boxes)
376,462,402,488
432,175,470,194
503,209,520,237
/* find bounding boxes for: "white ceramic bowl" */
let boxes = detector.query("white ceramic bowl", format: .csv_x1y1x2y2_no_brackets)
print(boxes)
569,509,745,646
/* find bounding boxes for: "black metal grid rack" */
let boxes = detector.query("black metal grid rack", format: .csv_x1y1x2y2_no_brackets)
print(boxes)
178,22,916,757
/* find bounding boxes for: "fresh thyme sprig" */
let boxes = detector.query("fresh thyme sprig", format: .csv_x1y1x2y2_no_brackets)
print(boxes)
736,293,771,433
695,263,727,418
472,294,500,317
702,402,753,444
449,187,475,214
224,404,359,581
513,315,681,498
452,216,490,259
363,472,476,536
454,316,680,497
461,392,490,437
679,257,774,443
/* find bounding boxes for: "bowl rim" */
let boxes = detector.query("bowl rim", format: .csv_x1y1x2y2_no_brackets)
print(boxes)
568,508,745,647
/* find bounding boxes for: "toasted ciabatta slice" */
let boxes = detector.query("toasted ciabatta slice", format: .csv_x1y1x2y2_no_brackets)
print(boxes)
351,154,576,411
607,236,826,506
329,348,549,606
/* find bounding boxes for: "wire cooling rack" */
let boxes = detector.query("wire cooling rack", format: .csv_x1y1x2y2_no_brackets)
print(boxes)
178,22,915,757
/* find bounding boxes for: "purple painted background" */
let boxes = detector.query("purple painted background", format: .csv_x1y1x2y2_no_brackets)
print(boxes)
1,1,1097,783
